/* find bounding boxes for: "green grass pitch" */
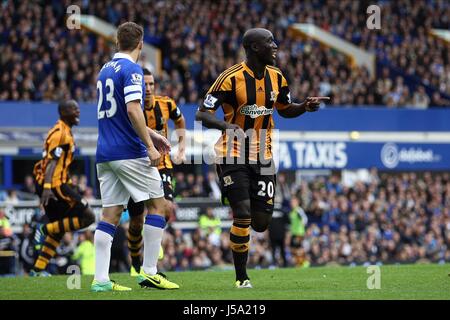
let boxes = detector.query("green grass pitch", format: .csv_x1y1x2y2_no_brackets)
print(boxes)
1,264,450,300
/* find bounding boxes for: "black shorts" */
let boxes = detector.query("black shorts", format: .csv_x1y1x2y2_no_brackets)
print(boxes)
159,169,174,202
36,183,88,222
216,163,276,214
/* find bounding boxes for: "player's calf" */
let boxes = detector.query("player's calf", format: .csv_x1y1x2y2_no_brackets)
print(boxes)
31,233,63,274
128,218,144,274
80,208,96,228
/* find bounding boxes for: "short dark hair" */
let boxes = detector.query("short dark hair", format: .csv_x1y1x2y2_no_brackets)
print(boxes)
143,68,152,76
117,22,143,51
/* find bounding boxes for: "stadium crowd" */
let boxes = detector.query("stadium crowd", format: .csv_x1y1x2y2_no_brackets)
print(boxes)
1,169,449,275
1,0,449,107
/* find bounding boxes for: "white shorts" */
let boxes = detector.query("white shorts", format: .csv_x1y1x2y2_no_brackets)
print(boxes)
96,157,164,208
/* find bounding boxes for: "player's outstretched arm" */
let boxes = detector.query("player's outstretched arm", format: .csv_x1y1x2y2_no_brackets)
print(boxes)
196,108,245,134
278,97,330,118
195,108,229,131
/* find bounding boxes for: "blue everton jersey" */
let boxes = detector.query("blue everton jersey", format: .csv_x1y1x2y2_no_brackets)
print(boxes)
96,53,147,163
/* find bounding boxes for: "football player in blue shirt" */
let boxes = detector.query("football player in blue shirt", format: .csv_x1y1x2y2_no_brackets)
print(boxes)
92,22,179,292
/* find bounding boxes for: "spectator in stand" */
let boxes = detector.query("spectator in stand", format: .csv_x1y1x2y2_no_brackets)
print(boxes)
0,207,17,275
199,207,222,238
411,86,430,109
21,175,36,195
192,175,208,198
268,182,290,268
4,190,19,205
288,197,309,249
72,231,95,275
173,172,187,199
205,171,222,200
83,187,96,202
0,208,13,238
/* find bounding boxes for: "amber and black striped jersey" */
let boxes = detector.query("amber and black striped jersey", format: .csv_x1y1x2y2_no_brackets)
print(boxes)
144,95,182,170
201,61,291,162
33,120,76,187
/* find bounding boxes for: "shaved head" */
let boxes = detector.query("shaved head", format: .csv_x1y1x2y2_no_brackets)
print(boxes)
242,28,277,68
58,99,80,127
242,28,273,52
58,99,78,116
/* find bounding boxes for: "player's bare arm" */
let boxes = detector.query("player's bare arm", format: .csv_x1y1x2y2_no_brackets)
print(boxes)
41,159,57,206
196,108,246,136
127,100,161,166
173,116,186,164
147,127,171,155
277,97,331,118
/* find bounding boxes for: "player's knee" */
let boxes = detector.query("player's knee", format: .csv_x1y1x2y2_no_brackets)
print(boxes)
164,201,174,221
251,216,271,232
251,211,272,232
232,201,251,220
251,221,269,233
147,198,166,215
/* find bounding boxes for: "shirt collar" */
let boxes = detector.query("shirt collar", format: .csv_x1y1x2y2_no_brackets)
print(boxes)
242,61,267,80
113,52,135,63
58,119,72,133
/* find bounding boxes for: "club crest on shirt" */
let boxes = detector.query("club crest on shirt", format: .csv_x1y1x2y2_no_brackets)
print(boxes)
270,91,278,102
223,175,234,187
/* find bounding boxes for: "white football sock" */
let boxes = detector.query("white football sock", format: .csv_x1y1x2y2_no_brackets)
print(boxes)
94,223,115,283
142,214,165,275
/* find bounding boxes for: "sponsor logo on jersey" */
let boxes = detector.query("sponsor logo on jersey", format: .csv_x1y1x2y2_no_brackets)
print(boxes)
240,104,274,118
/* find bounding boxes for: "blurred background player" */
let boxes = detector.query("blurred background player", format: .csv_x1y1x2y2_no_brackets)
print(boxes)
30,100,95,276
127,68,186,275
196,28,329,288
93,22,179,292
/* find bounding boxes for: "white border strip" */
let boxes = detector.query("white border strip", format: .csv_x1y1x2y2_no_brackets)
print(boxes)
278,131,450,143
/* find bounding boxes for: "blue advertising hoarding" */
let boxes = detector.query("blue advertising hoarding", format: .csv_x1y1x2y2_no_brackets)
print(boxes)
275,141,450,170
1,102,449,171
